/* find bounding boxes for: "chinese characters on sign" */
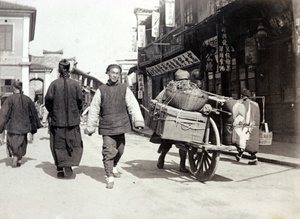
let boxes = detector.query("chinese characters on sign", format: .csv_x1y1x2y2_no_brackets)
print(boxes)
137,74,144,99
152,11,160,38
165,0,175,27
218,25,231,72
137,25,146,48
146,51,200,76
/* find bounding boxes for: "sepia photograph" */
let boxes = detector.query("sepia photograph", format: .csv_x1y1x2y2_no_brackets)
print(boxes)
0,0,299,218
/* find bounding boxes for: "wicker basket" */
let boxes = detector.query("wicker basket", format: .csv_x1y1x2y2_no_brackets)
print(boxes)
259,123,273,145
165,88,208,111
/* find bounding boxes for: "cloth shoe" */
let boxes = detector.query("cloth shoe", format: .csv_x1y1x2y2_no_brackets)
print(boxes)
179,166,189,173
17,159,22,167
248,158,258,165
235,154,242,162
64,167,73,178
12,156,18,167
57,171,64,178
106,176,114,189
113,167,121,178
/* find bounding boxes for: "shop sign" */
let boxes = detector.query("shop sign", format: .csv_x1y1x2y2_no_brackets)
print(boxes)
165,0,175,27
218,25,231,72
146,50,200,76
138,91,143,99
137,25,146,48
152,11,160,38
137,74,144,92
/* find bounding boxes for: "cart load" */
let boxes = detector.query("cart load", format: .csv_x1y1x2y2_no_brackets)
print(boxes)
163,80,208,111
148,100,207,143
222,98,260,153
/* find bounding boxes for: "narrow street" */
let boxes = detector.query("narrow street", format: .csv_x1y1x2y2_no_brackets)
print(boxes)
0,126,299,219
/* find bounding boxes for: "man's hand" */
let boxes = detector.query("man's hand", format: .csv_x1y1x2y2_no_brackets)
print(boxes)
84,128,93,136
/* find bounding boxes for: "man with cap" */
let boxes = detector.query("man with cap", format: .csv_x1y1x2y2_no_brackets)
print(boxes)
150,69,190,173
84,64,144,189
45,59,83,178
0,80,42,167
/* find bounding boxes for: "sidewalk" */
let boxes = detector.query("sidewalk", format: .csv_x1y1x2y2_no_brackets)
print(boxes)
133,126,300,168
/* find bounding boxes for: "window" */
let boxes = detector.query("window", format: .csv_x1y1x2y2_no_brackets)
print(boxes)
0,25,13,51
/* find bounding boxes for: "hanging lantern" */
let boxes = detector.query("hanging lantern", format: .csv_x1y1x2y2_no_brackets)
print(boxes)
254,22,268,50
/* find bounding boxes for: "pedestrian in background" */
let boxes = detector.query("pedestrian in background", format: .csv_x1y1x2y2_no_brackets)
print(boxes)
0,80,42,167
235,89,260,165
45,59,83,178
85,64,144,189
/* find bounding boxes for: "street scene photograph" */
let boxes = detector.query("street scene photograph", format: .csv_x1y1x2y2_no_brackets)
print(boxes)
0,0,299,218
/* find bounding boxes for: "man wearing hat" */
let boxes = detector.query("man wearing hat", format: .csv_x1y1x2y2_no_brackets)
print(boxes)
45,59,83,178
85,64,144,189
150,69,191,173
0,80,42,167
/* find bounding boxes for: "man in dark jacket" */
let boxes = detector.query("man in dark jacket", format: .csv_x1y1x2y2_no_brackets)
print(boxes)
45,59,83,178
85,64,144,189
0,80,42,167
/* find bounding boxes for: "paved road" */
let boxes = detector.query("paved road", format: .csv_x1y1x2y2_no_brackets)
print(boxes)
0,127,299,219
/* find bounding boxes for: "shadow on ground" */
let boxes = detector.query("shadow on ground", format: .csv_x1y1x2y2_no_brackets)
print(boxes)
0,156,35,167
35,161,106,183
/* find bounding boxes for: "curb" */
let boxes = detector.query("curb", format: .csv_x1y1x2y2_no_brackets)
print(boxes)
221,151,300,168
133,130,300,169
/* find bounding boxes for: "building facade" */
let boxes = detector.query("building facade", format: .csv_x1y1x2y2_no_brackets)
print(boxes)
136,0,299,143
0,1,36,102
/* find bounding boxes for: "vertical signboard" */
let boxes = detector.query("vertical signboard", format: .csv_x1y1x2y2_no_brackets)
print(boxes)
165,0,175,27
218,24,231,72
137,25,146,48
152,11,160,38
137,74,144,99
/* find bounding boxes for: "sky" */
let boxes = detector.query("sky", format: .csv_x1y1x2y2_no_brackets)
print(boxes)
6,0,159,81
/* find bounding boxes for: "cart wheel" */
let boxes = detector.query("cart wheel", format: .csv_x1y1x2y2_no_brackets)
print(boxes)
188,117,220,182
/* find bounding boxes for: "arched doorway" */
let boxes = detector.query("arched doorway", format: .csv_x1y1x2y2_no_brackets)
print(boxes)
29,78,44,103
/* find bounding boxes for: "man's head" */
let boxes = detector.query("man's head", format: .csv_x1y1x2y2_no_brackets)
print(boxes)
12,80,22,93
241,89,252,99
106,64,122,83
174,69,190,81
58,59,70,74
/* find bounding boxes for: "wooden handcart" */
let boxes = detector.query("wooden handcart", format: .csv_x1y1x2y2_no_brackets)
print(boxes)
142,91,262,182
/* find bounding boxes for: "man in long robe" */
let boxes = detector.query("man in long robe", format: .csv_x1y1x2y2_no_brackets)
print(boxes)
45,59,83,178
0,81,42,167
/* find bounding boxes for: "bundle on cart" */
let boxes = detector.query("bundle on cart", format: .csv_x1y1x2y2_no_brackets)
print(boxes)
164,80,208,111
148,100,207,143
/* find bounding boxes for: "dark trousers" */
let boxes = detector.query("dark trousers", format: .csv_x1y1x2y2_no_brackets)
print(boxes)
158,142,187,168
102,134,125,177
6,132,28,160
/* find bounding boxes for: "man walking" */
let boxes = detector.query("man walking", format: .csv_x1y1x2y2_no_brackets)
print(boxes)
45,59,83,178
0,80,42,167
85,64,144,189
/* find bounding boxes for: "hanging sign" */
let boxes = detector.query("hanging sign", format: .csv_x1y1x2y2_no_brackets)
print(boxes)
137,25,146,48
165,0,175,27
137,74,144,91
146,50,200,76
152,11,160,38
218,25,231,72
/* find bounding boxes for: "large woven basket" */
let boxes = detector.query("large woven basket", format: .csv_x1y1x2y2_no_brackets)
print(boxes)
165,88,208,111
